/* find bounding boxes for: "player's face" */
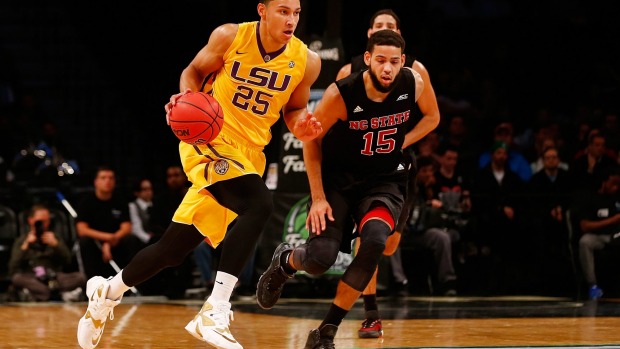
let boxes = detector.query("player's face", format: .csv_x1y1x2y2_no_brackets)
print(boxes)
366,45,404,93
368,14,400,37
259,0,301,44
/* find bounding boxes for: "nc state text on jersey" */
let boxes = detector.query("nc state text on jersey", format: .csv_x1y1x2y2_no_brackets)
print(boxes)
348,111,410,130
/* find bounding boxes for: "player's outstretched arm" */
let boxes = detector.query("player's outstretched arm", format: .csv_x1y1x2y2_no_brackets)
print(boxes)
303,82,346,233
283,49,322,142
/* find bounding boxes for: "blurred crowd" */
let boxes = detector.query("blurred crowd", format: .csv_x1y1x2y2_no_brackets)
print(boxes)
1,1,619,301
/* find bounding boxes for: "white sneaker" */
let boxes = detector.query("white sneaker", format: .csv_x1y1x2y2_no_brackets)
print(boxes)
185,298,243,349
77,277,122,349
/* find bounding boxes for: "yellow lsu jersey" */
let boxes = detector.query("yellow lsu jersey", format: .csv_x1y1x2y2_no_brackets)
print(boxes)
172,22,308,247
211,21,308,148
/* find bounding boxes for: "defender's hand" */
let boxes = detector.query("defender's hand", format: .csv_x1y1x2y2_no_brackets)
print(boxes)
293,112,322,142
306,198,334,234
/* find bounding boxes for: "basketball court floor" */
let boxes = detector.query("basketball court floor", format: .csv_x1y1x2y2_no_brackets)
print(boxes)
1,295,620,348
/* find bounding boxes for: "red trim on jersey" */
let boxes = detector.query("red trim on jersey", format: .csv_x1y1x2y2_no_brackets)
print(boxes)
359,206,394,232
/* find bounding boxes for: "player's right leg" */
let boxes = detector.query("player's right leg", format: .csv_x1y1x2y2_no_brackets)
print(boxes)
77,222,205,348
77,277,121,349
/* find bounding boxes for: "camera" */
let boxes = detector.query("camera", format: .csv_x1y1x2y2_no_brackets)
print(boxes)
34,220,44,239
31,220,45,251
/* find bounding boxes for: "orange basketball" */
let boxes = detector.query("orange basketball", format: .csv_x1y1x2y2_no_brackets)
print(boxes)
169,92,224,145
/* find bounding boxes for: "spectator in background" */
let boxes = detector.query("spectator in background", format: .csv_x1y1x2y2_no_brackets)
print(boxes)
417,131,441,164
571,132,617,192
438,114,479,179
401,156,461,296
574,166,620,300
128,178,154,245
472,140,524,294
76,166,141,280
9,204,86,301
478,122,532,182
149,165,188,237
602,112,620,154
434,143,472,199
527,146,574,293
530,133,569,174
140,164,194,299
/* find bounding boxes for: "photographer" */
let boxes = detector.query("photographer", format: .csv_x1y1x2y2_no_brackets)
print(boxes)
8,204,86,301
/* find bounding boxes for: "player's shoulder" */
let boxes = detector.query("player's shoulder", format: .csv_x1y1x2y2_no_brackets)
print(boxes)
305,46,320,65
211,23,241,43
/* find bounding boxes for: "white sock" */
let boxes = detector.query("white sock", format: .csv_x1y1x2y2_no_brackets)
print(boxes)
208,271,237,303
107,270,130,300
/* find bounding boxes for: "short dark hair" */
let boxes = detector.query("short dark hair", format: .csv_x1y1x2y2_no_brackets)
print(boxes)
94,165,115,179
366,29,405,53
369,9,400,29
437,143,459,157
132,177,151,193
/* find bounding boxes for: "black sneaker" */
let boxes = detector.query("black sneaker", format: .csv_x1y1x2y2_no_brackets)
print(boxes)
256,242,294,309
304,324,337,349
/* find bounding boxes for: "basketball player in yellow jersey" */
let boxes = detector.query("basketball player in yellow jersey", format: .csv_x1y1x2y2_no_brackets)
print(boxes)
77,1,321,349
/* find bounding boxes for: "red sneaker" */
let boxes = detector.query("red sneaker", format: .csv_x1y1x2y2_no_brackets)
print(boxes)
358,318,383,338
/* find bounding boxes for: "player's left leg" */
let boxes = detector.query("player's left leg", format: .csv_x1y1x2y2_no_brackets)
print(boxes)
306,206,393,348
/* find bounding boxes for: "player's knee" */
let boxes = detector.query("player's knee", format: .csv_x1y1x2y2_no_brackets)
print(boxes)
303,255,336,275
360,237,386,260
360,220,390,256
302,237,340,275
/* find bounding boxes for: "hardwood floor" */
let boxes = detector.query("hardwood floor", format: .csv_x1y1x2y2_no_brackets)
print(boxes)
1,296,620,348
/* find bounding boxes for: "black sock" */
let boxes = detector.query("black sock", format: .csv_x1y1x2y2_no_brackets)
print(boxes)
319,303,348,333
364,294,379,320
280,251,296,274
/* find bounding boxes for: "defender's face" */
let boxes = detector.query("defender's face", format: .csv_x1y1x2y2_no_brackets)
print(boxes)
365,45,404,93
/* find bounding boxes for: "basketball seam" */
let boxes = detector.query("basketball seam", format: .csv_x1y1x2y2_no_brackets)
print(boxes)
170,93,222,143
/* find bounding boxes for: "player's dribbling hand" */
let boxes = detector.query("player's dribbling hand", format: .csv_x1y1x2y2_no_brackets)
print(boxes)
164,88,192,125
306,198,334,234
293,112,322,142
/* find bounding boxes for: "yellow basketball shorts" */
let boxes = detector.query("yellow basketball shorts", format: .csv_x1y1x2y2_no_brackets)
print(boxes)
172,129,266,247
